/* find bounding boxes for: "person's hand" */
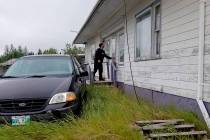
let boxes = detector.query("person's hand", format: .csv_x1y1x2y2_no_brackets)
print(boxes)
98,60,101,63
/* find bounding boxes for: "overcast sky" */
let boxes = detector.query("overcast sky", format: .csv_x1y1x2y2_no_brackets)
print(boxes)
0,0,97,54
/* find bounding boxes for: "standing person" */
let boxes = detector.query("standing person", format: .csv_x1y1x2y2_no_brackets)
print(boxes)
94,42,112,81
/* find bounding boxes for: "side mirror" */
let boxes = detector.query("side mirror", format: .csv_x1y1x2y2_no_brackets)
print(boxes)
80,71,88,77
81,63,89,69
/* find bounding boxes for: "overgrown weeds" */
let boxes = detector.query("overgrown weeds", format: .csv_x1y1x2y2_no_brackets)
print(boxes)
0,86,207,140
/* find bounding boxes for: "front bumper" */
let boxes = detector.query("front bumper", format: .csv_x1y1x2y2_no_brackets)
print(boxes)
0,101,79,116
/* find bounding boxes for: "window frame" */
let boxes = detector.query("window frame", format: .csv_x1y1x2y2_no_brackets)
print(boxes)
152,1,161,59
117,30,125,65
134,0,161,61
90,43,96,63
135,7,152,60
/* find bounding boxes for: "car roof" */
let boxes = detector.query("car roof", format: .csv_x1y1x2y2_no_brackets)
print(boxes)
22,54,71,58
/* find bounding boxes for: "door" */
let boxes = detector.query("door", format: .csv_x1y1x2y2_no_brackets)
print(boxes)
104,36,117,80
110,37,117,62
104,36,117,60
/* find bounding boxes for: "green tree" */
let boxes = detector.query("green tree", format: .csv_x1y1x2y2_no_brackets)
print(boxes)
0,45,28,63
63,43,84,56
37,49,42,55
43,48,58,54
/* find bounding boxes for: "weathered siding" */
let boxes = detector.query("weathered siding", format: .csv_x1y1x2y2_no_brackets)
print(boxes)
203,1,210,102
84,0,210,102
113,0,200,100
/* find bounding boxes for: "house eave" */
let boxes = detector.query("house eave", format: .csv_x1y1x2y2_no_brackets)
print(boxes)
73,0,105,44
73,0,127,45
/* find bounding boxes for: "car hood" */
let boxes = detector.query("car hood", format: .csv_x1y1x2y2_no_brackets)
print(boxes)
0,76,73,100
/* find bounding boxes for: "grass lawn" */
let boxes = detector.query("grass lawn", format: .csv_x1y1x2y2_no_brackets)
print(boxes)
0,86,208,140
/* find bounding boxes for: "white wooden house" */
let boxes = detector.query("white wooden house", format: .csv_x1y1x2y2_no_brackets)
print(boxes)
73,0,210,126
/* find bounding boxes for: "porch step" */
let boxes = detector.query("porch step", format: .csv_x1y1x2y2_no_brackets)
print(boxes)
93,80,113,85
143,124,195,135
135,119,184,127
134,119,208,140
149,131,207,140
86,80,113,85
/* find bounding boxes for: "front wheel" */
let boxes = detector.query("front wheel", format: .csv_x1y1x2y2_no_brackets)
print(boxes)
72,100,82,117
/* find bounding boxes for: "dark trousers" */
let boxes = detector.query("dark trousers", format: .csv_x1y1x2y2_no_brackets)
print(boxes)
94,63,103,80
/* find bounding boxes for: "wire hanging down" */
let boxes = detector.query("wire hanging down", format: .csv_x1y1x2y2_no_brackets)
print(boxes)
122,0,140,105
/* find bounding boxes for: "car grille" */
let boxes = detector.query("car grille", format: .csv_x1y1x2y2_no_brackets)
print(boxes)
0,99,48,113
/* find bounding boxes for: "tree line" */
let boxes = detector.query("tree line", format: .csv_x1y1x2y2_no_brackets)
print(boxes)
0,44,28,63
0,43,85,63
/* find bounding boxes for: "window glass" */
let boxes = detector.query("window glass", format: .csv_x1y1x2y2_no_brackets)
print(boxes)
91,44,96,61
104,40,111,56
118,33,125,63
135,1,161,60
136,11,152,59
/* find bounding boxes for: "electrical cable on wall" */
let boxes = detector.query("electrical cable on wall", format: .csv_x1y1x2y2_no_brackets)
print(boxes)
122,0,141,105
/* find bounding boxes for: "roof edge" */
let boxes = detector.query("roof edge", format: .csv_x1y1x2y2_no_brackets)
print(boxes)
73,0,105,44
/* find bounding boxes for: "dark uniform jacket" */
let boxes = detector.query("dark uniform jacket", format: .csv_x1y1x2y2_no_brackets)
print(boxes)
94,48,112,64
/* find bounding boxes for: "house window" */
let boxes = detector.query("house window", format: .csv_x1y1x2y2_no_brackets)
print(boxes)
154,3,161,57
135,1,161,60
118,33,125,64
104,39,111,56
91,44,96,62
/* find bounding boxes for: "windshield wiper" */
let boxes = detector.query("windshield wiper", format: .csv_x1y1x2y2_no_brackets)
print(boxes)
1,76,19,79
24,75,47,78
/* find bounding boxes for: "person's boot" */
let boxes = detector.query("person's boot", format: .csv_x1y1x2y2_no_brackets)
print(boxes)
99,78,105,81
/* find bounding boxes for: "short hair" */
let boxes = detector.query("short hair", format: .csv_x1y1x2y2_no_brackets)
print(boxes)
99,43,104,48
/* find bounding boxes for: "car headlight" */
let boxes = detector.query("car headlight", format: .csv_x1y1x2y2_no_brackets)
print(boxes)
49,92,76,104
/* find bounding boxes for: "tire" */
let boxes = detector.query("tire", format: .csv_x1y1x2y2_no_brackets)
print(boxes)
73,100,82,117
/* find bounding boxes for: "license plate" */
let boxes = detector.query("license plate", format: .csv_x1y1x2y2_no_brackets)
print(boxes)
11,116,30,126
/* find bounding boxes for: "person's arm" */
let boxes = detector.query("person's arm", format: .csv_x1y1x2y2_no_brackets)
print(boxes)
105,53,112,59
102,50,112,59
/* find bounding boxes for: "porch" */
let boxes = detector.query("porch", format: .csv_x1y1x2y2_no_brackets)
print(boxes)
83,61,117,85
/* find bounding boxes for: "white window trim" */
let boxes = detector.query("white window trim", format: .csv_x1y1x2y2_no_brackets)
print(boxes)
152,1,161,58
135,7,152,61
117,30,125,66
134,0,161,61
90,43,96,63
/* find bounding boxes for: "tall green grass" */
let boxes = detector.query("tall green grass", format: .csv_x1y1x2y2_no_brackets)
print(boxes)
0,86,207,140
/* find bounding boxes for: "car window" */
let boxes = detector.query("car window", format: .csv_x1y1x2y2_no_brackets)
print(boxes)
4,56,73,77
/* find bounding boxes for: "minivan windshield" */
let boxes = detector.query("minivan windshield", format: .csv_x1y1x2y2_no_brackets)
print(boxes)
4,56,73,77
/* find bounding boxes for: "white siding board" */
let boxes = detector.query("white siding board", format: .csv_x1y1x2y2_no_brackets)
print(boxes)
162,45,210,59
205,24,210,35
162,10,198,31
162,0,197,18
162,20,198,39
132,78,197,91
162,38,198,50
161,46,198,59
161,0,182,11
205,35,210,45
205,14,210,25
131,64,198,75
206,5,210,15
136,72,198,83
162,29,198,45
162,1,199,24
